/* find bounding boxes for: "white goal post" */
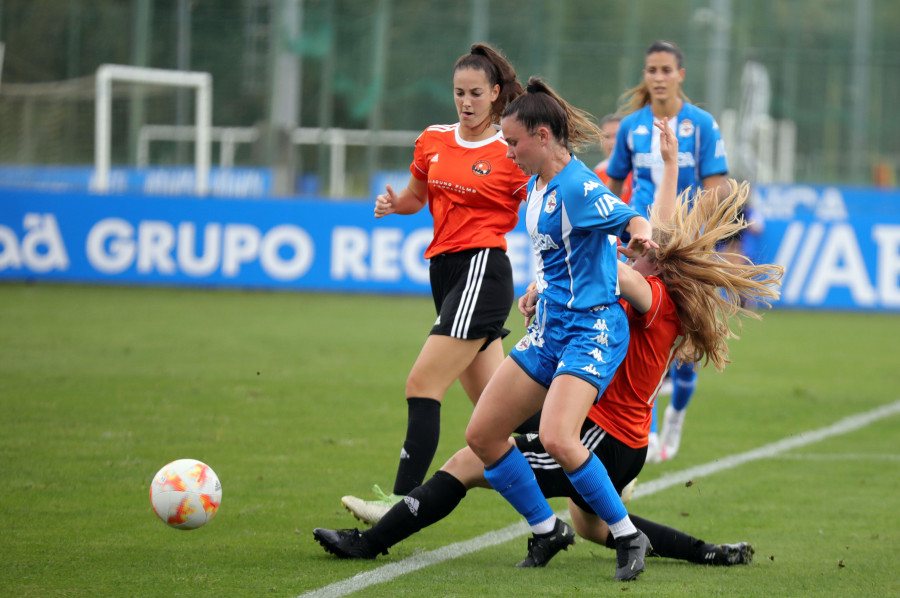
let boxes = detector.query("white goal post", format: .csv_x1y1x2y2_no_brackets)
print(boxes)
93,64,212,195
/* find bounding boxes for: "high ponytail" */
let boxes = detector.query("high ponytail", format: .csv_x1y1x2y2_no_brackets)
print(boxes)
503,76,603,152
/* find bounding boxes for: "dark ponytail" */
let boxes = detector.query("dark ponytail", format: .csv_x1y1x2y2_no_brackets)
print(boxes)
503,76,603,152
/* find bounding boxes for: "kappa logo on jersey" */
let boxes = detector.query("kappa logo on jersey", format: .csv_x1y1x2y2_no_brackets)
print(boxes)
430,154,439,163
544,190,558,213
587,348,606,363
634,125,650,135
472,159,491,176
583,180,602,196
591,332,609,346
678,119,695,137
581,363,601,377
593,318,609,332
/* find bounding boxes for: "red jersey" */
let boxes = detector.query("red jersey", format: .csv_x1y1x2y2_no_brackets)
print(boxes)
594,159,633,205
587,276,682,448
411,124,529,259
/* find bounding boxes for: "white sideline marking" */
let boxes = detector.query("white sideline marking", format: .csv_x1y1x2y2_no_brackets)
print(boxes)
773,453,900,461
299,400,900,598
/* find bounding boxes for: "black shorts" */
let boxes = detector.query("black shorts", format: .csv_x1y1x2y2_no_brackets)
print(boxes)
514,421,646,515
429,248,513,350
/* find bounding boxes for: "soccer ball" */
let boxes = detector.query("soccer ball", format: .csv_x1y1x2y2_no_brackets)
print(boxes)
149,459,222,530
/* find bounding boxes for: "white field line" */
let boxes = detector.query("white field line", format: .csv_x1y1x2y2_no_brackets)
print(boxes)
299,400,900,598
772,453,900,461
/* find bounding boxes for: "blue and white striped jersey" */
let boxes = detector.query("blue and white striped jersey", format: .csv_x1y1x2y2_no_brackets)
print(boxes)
525,156,640,312
606,103,728,219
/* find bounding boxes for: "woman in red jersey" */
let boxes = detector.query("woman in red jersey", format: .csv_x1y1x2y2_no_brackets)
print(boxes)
315,119,783,573
341,43,535,523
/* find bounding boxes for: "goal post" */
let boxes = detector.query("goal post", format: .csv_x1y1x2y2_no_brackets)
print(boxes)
93,64,212,195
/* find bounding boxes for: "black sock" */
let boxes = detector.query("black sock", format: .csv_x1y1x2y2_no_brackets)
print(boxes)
365,470,467,552
393,397,441,496
629,513,710,564
513,409,542,435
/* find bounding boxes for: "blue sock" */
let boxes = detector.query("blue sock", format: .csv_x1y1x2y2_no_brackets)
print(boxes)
483,446,554,526
671,361,698,411
565,453,627,525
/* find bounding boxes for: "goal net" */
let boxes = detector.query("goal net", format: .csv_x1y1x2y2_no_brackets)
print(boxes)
0,64,212,195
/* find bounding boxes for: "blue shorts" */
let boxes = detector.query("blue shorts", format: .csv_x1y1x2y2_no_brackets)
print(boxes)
509,297,629,403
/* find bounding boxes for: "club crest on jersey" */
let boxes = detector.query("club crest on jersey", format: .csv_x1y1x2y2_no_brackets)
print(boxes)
678,119,695,137
515,335,532,352
472,159,491,176
544,190,558,213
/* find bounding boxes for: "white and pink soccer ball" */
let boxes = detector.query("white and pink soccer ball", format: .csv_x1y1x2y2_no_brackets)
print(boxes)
149,459,222,530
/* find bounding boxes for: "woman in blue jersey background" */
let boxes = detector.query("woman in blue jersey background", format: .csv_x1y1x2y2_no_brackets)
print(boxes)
465,77,656,581
606,39,729,463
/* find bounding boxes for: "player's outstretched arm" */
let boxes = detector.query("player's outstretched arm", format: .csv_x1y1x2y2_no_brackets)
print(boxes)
619,216,657,259
653,117,679,224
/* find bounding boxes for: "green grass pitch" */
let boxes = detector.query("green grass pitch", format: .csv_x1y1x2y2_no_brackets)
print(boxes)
1,283,898,597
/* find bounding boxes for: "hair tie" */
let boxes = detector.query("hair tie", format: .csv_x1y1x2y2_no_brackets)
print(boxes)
526,82,540,93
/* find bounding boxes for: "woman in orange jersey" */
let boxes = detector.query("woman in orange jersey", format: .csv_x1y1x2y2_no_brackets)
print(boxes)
341,43,535,524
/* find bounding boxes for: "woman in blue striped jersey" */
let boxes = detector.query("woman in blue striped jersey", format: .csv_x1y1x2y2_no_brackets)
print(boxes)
606,40,730,463
464,77,656,581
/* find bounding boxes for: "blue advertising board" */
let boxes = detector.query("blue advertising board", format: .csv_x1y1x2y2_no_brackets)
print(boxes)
0,189,536,294
750,184,900,310
1,184,898,310
0,165,271,197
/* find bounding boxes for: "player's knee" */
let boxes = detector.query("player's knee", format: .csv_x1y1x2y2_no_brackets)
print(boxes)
539,430,581,470
463,422,487,458
405,367,451,399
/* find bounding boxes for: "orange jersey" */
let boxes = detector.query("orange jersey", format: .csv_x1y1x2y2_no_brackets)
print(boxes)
411,124,528,259
588,276,682,448
594,159,633,205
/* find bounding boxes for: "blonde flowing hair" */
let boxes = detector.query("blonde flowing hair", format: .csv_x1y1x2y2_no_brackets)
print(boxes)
650,180,784,370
